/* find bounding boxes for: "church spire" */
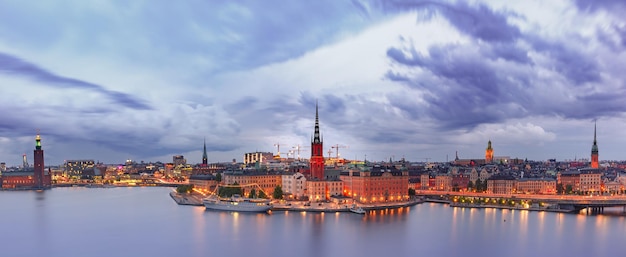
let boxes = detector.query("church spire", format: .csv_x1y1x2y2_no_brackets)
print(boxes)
313,101,321,144
202,138,208,166
591,121,599,168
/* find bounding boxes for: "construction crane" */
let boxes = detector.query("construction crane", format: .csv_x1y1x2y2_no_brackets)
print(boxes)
331,144,348,159
327,149,333,159
274,143,281,158
418,157,431,163
292,144,309,160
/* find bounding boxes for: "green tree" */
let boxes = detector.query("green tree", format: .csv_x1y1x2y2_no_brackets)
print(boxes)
248,189,257,199
408,188,416,196
258,190,268,199
272,185,283,200
565,185,573,194
176,184,193,194
556,183,564,194
215,173,222,183
475,179,483,192
467,181,474,191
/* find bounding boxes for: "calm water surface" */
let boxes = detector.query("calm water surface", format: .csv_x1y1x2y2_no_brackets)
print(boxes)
1,187,625,257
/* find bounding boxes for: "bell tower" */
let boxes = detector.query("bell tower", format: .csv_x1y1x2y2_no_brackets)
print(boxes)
310,102,325,180
485,140,494,163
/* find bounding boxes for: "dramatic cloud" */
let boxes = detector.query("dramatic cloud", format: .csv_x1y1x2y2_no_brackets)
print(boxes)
1,0,626,165
0,52,151,110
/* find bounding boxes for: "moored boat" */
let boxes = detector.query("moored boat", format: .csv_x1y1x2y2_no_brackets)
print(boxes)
202,194,272,213
349,204,366,214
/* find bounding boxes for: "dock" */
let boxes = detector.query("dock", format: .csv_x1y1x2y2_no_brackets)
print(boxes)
169,191,203,206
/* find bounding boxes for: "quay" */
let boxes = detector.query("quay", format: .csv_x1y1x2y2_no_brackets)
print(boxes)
169,192,424,212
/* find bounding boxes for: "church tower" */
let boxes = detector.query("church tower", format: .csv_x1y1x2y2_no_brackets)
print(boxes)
202,138,208,166
591,122,599,169
485,140,494,163
33,132,45,188
310,103,325,180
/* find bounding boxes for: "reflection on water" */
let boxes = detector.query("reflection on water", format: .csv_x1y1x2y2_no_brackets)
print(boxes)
2,187,626,257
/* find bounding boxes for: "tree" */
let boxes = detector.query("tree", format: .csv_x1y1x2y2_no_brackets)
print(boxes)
475,179,483,192
272,185,283,200
248,189,257,199
565,185,573,195
215,173,222,183
176,184,193,194
467,181,474,191
556,183,564,194
258,190,268,199
408,188,416,196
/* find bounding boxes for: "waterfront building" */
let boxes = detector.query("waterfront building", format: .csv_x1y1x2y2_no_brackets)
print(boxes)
479,168,491,181
557,170,581,192
310,103,324,180
470,168,479,183
1,162,6,173
486,174,516,194
282,172,306,199
435,174,452,191
419,173,431,190
243,152,273,165
1,133,51,189
579,168,602,194
451,174,470,191
408,177,421,190
591,122,599,169
516,178,556,194
64,160,95,177
189,174,217,192
222,170,282,196
485,140,494,163
340,165,409,204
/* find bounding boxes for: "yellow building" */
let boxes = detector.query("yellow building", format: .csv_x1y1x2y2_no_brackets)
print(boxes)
222,170,283,196
340,165,409,204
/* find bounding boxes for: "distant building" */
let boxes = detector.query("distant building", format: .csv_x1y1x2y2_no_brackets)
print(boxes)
516,178,556,194
579,168,602,194
487,174,516,194
64,160,95,177
222,170,282,197
189,174,217,192
0,162,5,173
173,155,186,166
243,152,273,165
282,172,306,200
202,139,208,166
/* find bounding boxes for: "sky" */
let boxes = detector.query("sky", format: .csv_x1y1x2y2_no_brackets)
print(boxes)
1,0,625,166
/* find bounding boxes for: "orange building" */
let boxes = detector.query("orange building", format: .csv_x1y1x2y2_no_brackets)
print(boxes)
485,140,494,163
222,170,283,196
340,165,409,204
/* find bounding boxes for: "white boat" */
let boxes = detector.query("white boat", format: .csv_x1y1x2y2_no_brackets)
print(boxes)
202,194,272,213
349,205,366,214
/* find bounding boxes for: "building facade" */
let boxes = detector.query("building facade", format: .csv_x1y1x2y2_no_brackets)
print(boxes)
516,178,556,194
222,170,282,196
487,174,516,194
243,152,273,165
282,172,307,199
340,166,409,204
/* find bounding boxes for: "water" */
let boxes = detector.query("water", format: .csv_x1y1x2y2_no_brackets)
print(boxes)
1,187,625,257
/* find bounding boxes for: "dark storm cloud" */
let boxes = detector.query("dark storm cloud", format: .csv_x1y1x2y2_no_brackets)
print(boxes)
379,0,521,43
528,38,601,85
0,52,151,110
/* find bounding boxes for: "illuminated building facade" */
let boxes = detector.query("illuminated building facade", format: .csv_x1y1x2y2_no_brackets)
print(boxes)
222,170,282,196
243,152,273,165
340,165,409,204
64,160,95,177
486,174,516,194
516,178,556,194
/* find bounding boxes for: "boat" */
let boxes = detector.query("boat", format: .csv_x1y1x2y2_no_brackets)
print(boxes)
349,204,366,214
202,194,272,213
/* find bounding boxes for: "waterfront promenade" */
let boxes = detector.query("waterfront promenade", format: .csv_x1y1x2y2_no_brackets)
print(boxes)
169,191,423,212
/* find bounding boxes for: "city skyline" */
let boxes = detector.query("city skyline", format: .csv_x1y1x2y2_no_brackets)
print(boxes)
1,0,626,165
